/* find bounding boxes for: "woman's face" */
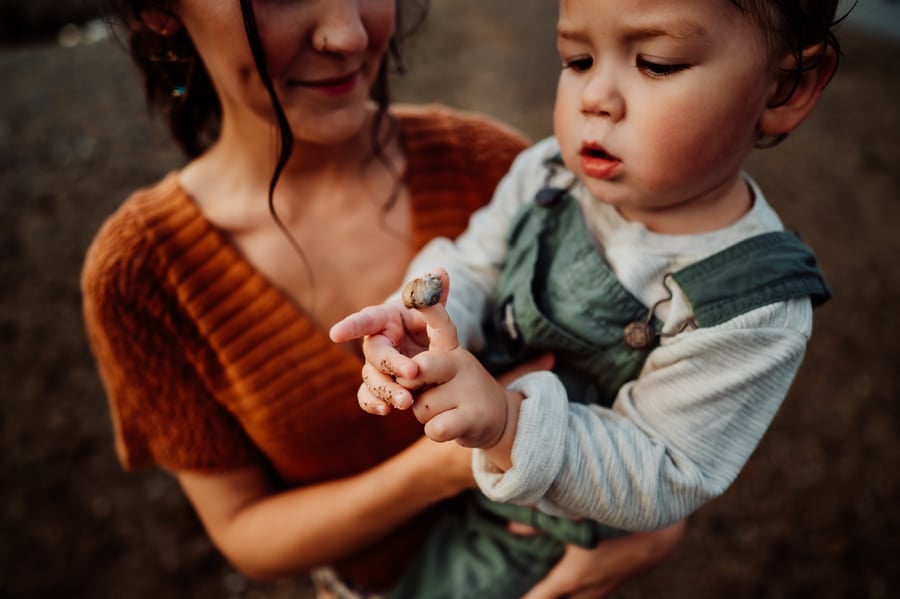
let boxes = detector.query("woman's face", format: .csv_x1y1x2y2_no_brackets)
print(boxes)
175,0,396,146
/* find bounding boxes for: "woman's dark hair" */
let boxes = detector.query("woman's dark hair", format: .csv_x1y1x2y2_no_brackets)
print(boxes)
732,0,850,147
102,0,429,159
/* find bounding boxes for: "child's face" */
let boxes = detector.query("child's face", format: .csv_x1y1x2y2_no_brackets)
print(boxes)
554,0,779,233
176,0,395,146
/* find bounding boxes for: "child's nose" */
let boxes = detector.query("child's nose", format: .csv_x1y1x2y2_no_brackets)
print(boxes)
580,69,625,121
311,0,369,55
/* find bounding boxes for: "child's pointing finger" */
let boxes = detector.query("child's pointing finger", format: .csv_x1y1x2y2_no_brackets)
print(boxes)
401,269,459,353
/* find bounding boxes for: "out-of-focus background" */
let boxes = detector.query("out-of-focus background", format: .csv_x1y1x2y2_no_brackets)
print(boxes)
2,0,898,597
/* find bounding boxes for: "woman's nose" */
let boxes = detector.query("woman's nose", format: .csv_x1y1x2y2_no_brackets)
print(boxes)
312,0,368,55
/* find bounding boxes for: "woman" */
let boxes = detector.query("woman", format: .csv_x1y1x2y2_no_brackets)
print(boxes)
82,1,685,596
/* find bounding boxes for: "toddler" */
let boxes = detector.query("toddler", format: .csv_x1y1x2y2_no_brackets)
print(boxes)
331,0,841,596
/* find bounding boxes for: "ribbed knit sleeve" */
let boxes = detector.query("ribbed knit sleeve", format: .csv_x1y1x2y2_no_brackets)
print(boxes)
81,180,260,471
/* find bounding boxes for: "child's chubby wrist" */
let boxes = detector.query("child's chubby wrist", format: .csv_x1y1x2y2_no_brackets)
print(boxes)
483,388,524,472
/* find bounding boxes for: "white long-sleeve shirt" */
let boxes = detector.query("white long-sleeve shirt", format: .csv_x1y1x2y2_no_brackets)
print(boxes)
404,137,815,531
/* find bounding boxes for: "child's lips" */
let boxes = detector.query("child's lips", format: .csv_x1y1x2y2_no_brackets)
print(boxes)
579,144,622,179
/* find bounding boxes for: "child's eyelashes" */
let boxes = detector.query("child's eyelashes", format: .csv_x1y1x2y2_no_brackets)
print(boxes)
560,55,691,78
636,57,690,78
561,56,594,72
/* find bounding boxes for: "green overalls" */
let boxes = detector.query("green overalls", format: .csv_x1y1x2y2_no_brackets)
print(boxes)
389,180,831,599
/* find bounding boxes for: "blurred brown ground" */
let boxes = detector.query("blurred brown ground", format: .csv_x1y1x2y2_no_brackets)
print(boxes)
1,1,898,597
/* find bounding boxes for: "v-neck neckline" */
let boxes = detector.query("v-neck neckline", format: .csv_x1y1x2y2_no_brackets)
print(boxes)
147,122,422,364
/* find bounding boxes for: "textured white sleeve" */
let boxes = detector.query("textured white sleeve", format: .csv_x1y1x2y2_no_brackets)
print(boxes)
403,139,557,351
473,297,813,530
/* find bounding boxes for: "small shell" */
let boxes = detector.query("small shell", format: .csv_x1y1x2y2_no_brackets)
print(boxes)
401,273,443,309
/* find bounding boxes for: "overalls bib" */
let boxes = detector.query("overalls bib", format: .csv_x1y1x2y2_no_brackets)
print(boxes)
389,183,831,599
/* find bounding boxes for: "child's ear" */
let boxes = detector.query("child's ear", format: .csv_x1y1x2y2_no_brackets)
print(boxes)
140,7,182,36
759,43,838,137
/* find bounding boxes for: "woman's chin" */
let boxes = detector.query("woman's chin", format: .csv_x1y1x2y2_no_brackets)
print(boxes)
289,106,373,147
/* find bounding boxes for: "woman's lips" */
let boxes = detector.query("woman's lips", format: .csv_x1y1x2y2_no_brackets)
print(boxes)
579,144,622,179
290,71,360,96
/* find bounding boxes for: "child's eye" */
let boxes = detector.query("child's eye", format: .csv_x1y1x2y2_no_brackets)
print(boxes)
636,57,689,78
561,56,594,72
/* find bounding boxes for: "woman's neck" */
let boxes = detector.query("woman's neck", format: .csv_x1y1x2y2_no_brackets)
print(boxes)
178,106,406,231
181,112,387,213
176,106,411,330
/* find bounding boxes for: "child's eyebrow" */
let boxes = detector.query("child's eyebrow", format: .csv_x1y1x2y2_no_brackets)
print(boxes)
557,19,708,42
556,26,589,43
622,19,708,41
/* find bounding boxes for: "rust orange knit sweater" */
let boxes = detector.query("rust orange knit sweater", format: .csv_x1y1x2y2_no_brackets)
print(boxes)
81,104,528,591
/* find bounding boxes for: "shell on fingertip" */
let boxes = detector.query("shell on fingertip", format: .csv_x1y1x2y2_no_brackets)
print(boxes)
401,273,443,309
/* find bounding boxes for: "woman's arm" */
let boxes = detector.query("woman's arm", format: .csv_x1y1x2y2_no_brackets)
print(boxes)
177,350,562,581
176,435,473,580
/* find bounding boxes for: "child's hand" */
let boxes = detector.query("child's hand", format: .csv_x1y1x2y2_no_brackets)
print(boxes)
390,272,521,454
409,338,522,452
329,276,446,412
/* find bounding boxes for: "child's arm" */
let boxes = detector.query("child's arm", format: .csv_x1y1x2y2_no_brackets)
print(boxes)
332,270,552,470
394,138,557,351
473,298,814,531
331,142,556,413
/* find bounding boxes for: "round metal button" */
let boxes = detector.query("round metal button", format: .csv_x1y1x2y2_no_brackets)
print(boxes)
623,321,656,349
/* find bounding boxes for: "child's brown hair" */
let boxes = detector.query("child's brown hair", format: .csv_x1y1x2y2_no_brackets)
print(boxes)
734,0,847,145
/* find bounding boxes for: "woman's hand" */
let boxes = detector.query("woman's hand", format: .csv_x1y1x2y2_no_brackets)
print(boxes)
522,520,687,598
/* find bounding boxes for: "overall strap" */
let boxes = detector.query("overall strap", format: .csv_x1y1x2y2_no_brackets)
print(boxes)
672,231,832,327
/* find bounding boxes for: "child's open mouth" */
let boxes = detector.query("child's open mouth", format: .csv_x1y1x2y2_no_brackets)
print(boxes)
579,144,622,179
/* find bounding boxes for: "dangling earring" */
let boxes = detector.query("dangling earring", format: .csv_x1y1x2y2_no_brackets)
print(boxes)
149,50,196,99
144,12,194,99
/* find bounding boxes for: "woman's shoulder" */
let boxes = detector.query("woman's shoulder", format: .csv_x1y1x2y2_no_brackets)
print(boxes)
391,103,530,154
391,103,530,194
81,172,191,304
